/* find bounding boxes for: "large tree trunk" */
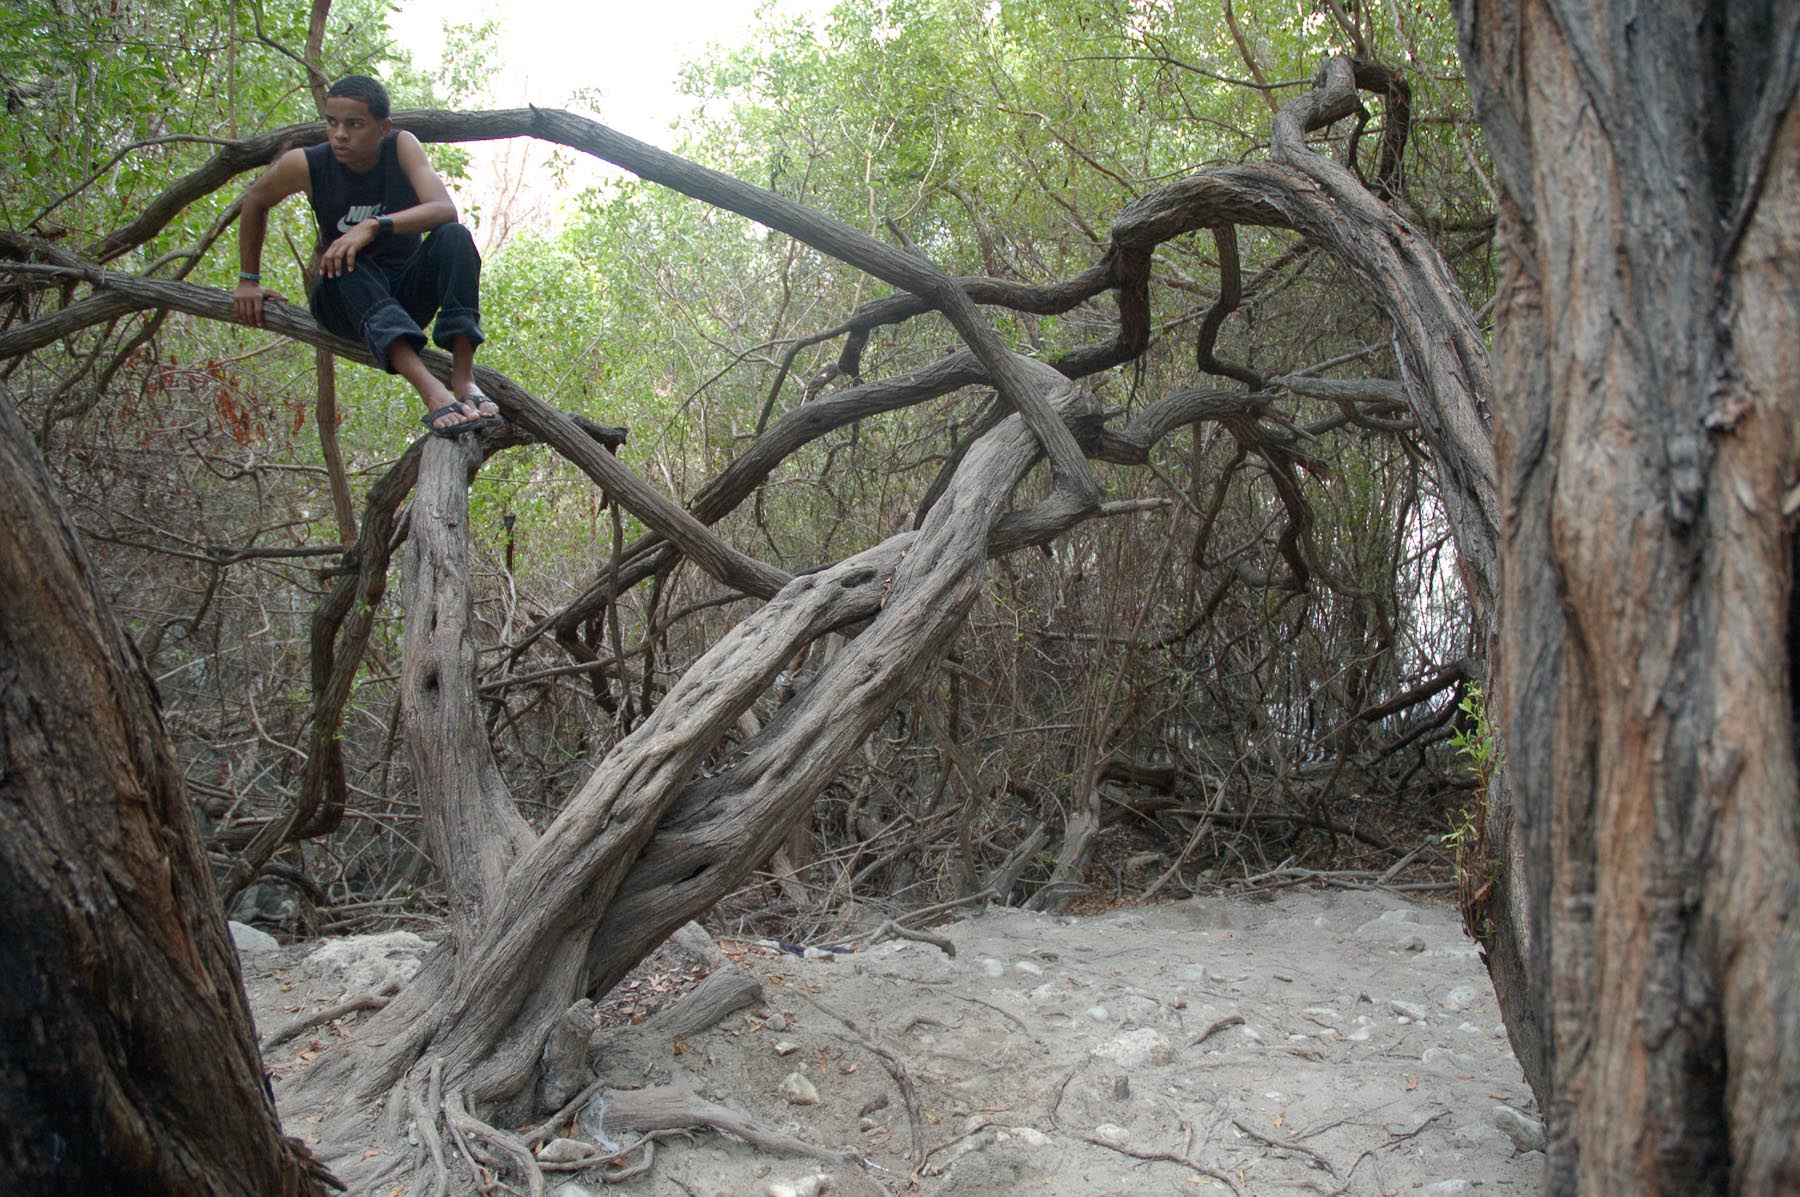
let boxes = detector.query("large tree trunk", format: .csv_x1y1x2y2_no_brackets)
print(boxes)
1454,2,1800,1190
0,396,330,1195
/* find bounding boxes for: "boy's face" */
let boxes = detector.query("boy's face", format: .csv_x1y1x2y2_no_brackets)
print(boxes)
323,95,390,172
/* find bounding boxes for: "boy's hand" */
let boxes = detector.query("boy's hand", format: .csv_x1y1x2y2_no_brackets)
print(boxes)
319,221,378,278
232,281,288,328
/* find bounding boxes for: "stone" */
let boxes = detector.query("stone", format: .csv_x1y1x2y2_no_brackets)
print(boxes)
766,1175,831,1197
982,958,1006,978
1389,999,1429,1023
1493,1105,1547,1153
772,1040,800,1056
550,1183,599,1197
1238,1025,1266,1045
301,931,429,995
1015,960,1044,976
778,1072,820,1106
1086,1005,1111,1022
535,1138,592,1163
1421,1181,1471,1195
1091,1029,1173,1069
1421,1047,1474,1072
1181,963,1213,985
765,1012,790,1032
229,883,298,924
1440,984,1480,1011
1423,944,1482,961
228,921,280,955
999,1126,1052,1148
1092,1123,1130,1147
667,921,728,970
1113,994,1166,1025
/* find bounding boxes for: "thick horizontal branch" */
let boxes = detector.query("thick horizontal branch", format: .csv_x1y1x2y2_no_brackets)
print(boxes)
0,266,788,600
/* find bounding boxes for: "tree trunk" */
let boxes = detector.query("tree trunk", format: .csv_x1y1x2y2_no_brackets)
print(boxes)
1454,2,1800,1190
0,396,329,1195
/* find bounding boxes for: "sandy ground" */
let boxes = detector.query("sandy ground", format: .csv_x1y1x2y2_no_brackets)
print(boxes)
241,887,1544,1196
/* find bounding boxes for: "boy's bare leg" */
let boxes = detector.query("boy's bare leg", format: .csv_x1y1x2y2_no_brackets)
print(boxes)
449,335,498,419
389,339,472,431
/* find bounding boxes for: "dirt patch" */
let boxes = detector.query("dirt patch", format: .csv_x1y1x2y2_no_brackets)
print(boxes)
244,887,1543,1195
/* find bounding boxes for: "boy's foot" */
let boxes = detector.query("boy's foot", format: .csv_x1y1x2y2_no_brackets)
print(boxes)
420,403,477,438
459,387,504,430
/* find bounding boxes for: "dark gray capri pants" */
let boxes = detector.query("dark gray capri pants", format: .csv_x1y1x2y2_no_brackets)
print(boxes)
309,222,484,372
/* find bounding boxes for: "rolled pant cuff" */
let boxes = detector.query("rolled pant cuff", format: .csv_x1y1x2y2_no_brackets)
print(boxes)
360,298,427,373
433,307,485,351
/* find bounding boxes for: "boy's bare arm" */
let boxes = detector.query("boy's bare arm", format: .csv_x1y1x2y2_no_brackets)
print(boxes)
233,149,309,327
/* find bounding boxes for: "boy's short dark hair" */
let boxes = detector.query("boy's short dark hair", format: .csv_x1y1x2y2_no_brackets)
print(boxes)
326,74,391,119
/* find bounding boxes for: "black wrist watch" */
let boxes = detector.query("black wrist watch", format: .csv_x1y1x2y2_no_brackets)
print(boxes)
375,215,394,237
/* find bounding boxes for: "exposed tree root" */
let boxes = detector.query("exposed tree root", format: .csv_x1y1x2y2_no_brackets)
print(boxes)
261,987,395,1052
602,1085,856,1166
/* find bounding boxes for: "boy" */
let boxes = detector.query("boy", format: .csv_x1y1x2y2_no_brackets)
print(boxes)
232,74,500,437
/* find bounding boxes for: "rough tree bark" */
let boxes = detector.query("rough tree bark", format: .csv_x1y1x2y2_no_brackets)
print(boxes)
0,394,330,1194
1455,1,1800,1191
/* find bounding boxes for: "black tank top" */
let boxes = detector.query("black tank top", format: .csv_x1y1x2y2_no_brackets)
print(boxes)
305,133,422,270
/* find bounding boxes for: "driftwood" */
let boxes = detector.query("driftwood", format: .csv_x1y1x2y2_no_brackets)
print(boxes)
643,967,763,1041
601,1085,855,1165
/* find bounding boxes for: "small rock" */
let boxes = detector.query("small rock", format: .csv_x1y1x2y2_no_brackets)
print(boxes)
1424,944,1482,961
765,1012,790,1033
667,921,728,970
535,1138,592,1163
1421,1181,1471,1195
778,1073,820,1106
999,1126,1052,1147
301,931,429,994
1087,1005,1111,1022
1345,1017,1374,1042
1238,1025,1266,1045
982,958,1006,978
1015,960,1044,976
1112,1075,1131,1100
1181,963,1213,985
1113,995,1165,1025
766,1174,832,1197
772,1040,800,1056
228,921,280,954
551,1184,596,1197
1390,1000,1429,1023
1093,1028,1173,1069
1356,908,1423,936
1092,1122,1131,1148
801,946,836,962
1422,1047,1474,1072
1494,1105,1547,1153
1458,1021,1483,1035
1441,985,1480,1011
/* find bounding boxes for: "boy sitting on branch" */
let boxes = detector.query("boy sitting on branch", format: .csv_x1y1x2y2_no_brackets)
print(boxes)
232,73,501,438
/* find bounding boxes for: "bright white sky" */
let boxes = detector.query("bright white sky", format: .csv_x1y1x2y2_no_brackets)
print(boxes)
385,0,836,238
388,0,833,144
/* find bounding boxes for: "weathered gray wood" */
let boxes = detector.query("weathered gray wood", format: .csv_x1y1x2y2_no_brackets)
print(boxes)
644,968,763,1040
403,436,537,946
601,1085,853,1164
